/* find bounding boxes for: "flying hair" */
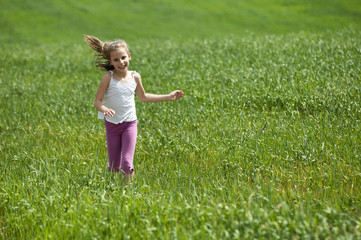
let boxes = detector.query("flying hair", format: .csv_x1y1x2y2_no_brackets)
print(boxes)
84,34,130,71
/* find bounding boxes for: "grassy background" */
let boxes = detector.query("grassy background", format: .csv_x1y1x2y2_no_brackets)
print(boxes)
1,0,361,43
1,0,361,239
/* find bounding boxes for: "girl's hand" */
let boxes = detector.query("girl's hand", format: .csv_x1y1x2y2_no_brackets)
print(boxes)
169,90,184,101
104,108,115,117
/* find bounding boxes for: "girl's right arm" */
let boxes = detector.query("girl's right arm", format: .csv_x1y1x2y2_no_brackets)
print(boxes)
94,72,115,117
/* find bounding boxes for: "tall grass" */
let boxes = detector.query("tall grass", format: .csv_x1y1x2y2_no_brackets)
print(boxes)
1,28,361,239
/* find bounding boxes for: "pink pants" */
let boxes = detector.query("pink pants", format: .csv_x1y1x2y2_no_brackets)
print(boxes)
104,119,137,174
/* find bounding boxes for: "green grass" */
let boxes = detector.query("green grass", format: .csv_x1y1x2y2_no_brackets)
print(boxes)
1,0,361,43
1,28,360,239
1,0,361,239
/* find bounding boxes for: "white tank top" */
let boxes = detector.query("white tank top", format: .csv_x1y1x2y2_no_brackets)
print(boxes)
98,71,137,124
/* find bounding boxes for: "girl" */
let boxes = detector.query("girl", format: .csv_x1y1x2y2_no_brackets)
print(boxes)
84,35,184,183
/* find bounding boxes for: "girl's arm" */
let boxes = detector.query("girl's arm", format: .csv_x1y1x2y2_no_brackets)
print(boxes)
94,72,115,117
134,72,184,102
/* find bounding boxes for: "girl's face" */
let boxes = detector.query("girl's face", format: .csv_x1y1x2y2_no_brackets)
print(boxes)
110,48,131,72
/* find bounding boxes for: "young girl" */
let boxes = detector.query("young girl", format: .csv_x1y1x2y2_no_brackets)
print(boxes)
84,35,184,183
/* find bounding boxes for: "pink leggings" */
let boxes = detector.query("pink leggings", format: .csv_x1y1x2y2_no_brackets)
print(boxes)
104,119,137,174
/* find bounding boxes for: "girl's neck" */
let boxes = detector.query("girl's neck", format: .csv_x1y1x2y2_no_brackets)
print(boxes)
112,69,131,82
113,69,128,78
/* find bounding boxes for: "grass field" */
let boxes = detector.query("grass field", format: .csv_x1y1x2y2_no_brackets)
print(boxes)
1,0,361,239
1,0,361,43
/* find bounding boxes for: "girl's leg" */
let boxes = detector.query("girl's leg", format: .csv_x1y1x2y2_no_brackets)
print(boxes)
105,120,122,172
120,120,137,182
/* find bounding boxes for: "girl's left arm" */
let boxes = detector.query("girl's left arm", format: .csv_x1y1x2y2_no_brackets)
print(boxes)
134,72,184,102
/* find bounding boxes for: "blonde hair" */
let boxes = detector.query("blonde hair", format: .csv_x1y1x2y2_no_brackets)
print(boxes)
84,35,130,71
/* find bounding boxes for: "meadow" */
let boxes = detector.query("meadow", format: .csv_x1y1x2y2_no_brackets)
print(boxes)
1,0,361,239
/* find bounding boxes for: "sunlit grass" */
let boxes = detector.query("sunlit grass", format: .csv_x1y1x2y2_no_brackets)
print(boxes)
1,28,361,239
1,0,361,44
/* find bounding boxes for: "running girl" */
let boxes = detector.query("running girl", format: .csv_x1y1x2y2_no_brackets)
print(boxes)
84,35,184,183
